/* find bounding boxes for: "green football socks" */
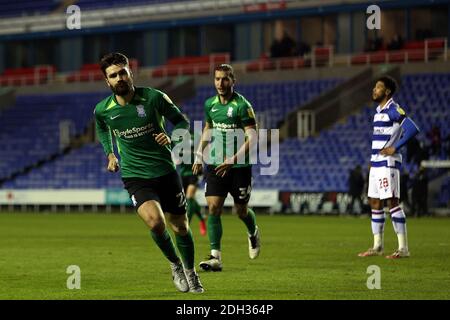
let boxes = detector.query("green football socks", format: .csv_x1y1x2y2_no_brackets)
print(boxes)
207,215,223,250
175,229,195,269
150,229,179,263
240,208,256,235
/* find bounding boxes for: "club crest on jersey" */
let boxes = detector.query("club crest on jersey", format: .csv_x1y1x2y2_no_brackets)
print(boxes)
136,105,146,118
227,106,233,118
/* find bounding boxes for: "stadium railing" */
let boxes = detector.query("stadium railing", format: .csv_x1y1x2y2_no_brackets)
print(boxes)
150,53,230,78
349,38,448,65
244,38,447,73
245,46,334,72
0,0,296,34
66,59,139,83
0,65,56,87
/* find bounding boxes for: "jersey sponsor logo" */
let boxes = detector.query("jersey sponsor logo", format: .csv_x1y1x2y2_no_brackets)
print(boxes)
110,115,120,120
212,120,238,131
113,123,154,139
227,106,233,118
136,105,146,118
374,128,387,134
211,108,219,112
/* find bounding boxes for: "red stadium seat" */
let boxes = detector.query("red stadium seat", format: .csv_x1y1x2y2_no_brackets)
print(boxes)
279,58,296,69
262,60,275,71
246,62,261,72
407,50,425,61
351,54,369,65
152,69,164,78
0,65,57,86
149,54,228,77
370,51,387,64
388,51,406,63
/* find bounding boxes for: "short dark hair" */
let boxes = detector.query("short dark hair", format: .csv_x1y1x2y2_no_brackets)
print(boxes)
377,76,398,97
215,63,235,81
99,52,129,76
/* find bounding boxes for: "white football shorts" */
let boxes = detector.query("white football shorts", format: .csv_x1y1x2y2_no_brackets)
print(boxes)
367,166,400,200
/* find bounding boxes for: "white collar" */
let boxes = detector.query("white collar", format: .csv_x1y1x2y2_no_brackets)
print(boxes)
376,97,394,113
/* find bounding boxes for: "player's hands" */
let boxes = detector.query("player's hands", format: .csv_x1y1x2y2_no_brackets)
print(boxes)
153,133,171,146
215,157,235,177
380,146,396,156
107,154,120,172
192,151,204,175
192,163,203,175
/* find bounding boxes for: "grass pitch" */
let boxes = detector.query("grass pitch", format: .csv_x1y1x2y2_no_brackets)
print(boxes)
0,213,449,300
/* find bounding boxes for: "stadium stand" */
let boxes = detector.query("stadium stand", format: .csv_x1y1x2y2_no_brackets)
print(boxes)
2,143,123,189
1,78,342,189
2,73,449,203
438,177,450,207
254,73,450,194
3,73,449,197
0,0,57,17
75,0,191,11
66,59,138,83
181,79,342,130
0,92,106,181
151,54,230,78
0,65,56,87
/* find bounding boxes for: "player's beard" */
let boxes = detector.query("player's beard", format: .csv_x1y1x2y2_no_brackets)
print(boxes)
217,87,232,98
111,81,131,96
372,92,385,103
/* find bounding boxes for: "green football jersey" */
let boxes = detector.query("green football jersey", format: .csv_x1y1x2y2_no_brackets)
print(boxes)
204,91,256,167
94,87,189,179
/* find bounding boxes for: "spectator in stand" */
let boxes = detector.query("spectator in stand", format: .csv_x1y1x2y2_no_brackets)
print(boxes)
427,125,442,157
347,165,365,215
297,41,311,57
411,166,429,217
400,169,411,215
388,34,404,50
407,137,429,166
365,37,384,52
407,136,421,164
270,31,297,58
444,133,450,158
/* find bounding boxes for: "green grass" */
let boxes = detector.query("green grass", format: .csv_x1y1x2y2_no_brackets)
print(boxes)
0,213,449,300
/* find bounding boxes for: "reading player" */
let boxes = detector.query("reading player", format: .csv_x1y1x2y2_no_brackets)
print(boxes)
358,76,419,259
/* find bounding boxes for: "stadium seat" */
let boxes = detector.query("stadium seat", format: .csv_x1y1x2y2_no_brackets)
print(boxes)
3,74,449,192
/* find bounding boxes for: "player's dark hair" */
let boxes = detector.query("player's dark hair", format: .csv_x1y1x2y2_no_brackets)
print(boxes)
377,76,398,97
215,64,235,81
99,52,129,76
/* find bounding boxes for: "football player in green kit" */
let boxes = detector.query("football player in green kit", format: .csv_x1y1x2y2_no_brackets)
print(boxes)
94,52,203,293
192,64,261,272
